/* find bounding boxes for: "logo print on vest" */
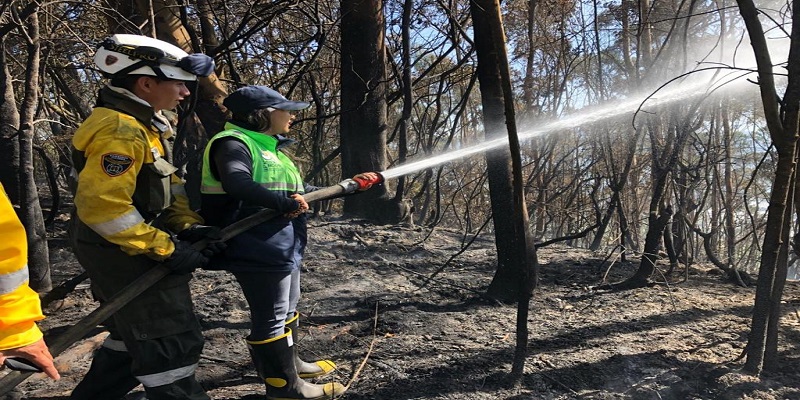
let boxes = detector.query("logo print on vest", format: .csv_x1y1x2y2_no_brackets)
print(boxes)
101,153,134,177
261,150,275,161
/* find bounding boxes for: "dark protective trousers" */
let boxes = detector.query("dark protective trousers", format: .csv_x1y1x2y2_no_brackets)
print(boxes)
69,329,141,399
70,219,209,400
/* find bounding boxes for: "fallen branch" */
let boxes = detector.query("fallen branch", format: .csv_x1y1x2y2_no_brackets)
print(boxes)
344,302,379,392
40,271,88,309
419,215,492,289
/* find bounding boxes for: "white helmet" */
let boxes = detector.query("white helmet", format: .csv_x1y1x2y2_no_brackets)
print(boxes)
94,34,214,81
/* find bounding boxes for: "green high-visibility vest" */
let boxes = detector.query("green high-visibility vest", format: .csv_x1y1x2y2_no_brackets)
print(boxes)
201,122,304,195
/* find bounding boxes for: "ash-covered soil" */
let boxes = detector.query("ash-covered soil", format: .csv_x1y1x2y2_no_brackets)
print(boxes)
4,218,800,400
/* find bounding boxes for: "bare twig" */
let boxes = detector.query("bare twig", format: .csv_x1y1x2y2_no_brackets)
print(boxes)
538,372,579,395
351,232,369,246
418,215,492,289
344,302,379,391
390,263,482,295
534,223,600,248
600,244,624,283
651,267,678,312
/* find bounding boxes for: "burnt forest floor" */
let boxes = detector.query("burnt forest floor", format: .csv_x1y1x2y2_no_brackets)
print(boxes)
4,216,800,400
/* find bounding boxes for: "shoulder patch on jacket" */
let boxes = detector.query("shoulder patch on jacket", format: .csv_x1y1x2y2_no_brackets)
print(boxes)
101,153,134,177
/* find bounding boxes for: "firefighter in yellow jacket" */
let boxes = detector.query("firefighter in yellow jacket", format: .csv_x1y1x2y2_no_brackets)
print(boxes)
0,183,59,380
69,34,221,400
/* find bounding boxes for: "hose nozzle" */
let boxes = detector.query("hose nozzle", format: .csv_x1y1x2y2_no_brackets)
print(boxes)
338,172,385,194
352,172,384,190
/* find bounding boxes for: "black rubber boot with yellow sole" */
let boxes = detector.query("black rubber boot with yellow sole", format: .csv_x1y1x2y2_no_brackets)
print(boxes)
285,312,336,379
247,329,345,400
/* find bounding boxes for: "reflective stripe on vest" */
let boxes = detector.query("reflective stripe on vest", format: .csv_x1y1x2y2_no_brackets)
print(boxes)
0,267,29,295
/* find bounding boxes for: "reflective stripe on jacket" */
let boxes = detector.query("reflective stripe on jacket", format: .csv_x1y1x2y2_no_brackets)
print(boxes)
72,87,202,260
137,363,200,387
0,183,44,350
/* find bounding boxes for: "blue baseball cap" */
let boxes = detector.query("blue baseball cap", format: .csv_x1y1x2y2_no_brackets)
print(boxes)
223,86,310,115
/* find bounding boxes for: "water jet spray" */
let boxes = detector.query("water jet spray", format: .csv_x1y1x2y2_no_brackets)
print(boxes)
379,72,758,181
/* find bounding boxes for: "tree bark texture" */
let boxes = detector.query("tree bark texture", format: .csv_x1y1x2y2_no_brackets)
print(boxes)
17,8,51,292
470,0,538,383
471,0,537,305
340,0,409,224
0,36,20,201
736,0,798,375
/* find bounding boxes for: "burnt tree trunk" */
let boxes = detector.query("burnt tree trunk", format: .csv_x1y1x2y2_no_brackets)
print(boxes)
17,8,51,292
340,0,409,224
472,14,521,302
736,0,800,375
614,108,700,290
393,0,412,203
471,0,538,384
32,145,59,226
0,36,20,201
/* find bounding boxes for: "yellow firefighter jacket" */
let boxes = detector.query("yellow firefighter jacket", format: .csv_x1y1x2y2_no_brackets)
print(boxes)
0,183,44,351
72,86,202,260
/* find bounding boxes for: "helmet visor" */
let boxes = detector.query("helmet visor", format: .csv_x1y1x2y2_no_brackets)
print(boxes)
175,54,214,78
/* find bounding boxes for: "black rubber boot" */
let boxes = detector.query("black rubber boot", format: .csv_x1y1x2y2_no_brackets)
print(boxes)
285,312,336,379
69,345,141,400
247,329,345,400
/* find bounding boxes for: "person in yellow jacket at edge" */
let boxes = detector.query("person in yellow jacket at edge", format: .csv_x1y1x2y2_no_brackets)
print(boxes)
68,34,224,400
0,183,60,381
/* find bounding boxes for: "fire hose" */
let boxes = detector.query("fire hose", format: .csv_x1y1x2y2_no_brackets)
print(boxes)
0,174,384,395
